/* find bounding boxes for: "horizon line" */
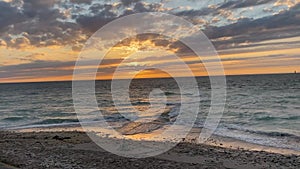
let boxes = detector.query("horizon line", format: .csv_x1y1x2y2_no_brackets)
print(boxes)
0,72,298,85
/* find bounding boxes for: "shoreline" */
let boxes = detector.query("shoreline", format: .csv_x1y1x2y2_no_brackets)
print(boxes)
1,126,299,168
8,124,300,156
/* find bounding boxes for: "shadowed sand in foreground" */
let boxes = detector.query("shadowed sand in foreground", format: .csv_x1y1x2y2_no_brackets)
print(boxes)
0,162,18,169
0,129,299,169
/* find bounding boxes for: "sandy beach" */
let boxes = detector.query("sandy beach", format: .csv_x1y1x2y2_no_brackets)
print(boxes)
1,0,300,168
0,128,299,169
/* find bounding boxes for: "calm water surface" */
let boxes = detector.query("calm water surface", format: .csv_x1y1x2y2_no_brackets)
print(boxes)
0,74,299,150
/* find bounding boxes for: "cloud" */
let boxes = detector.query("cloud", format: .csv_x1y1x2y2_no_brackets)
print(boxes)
175,7,215,17
24,0,57,8
0,0,85,49
205,3,300,49
1,0,300,82
1,0,299,51
218,0,274,9
89,3,120,14
0,39,7,47
75,1,165,33
8,36,31,49
76,8,117,33
274,0,299,8
120,0,140,7
69,0,92,5
0,58,124,80
72,43,83,52
0,1,25,30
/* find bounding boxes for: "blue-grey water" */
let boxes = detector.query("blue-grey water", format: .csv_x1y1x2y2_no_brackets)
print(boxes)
0,74,299,150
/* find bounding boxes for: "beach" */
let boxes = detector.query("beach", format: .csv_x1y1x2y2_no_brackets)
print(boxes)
0,74,299,168
0,127,299,169
1,0,300,167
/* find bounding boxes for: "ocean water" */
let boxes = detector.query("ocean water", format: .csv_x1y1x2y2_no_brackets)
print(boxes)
0,74,299,150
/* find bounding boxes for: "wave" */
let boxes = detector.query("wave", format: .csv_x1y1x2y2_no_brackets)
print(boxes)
45,112,77,117
31,118,79,125
224,124,300,139
164,92,178,96
248,130,300,138
2,117,25,121
132,101,150,105
254,115,300,121
103,113,129,122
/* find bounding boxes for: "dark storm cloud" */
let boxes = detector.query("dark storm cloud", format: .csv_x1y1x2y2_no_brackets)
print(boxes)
0,0,86,49
22,0,62,19
132,54,294,70
175,0,274,18
213,30,300,52
207,4,300,39
23,0,57,8
1,0,164,49
76,8,117,33
75,1,163,33
89,3,118,14
0,0,299,51
0,68,73,80
69,0,92,5
4,20,84,48
0,60,73,79
172,1,299,46
0,60,74,74
175,7,216,17
0,58,123,79
218,0,274,9
224,56,300,69
203,3,300,50
8,36,31,49
1,0,299,82
132,1,163,12
120,0,140,7
0,1,25,30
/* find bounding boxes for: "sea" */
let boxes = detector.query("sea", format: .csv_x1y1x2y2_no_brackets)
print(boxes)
0,73,299,151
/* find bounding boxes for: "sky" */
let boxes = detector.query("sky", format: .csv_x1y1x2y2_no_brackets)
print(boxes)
0,0,299,83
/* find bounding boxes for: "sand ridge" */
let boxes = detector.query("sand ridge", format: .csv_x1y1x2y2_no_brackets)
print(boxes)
0,130,299,169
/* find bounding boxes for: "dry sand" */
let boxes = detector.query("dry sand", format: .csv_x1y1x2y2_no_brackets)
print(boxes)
0,129,299,169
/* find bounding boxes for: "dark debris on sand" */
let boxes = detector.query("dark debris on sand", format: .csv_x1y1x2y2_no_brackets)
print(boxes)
0,131,299,169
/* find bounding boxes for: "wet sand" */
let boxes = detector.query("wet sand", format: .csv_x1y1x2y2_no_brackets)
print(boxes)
0,162,17,169
0,129,299,169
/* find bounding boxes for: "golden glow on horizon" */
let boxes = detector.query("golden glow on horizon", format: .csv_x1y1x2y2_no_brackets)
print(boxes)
1,36,299,83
